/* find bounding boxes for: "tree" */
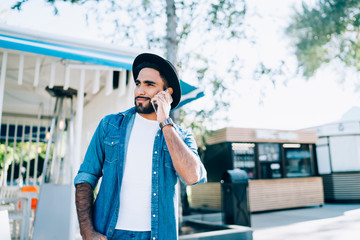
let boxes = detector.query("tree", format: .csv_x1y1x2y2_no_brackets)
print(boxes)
12,0,248,138
286,0,360,78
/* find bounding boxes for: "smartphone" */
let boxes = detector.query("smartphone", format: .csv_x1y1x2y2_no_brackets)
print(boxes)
152,88,173,113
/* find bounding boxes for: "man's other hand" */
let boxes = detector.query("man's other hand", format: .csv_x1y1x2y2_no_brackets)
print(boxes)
83,231,107,240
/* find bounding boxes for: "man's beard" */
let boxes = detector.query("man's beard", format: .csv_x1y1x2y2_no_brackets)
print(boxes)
135,97,155,114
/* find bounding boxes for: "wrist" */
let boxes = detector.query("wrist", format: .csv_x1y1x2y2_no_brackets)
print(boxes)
83,230,98,240
80,225,96,237
159,117,174,130
157,117,169,123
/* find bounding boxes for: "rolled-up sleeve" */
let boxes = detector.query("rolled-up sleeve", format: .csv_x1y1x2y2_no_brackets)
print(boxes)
74,172,99,189
74,118,106,190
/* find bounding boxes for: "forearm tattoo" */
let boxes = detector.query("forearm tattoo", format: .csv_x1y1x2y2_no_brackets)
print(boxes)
75,183,95,237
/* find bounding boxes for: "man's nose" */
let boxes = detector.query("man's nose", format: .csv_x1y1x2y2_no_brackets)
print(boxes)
136,84,145,95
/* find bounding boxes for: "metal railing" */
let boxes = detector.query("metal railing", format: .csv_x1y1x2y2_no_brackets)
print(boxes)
0,117,51,240
0,118,51,187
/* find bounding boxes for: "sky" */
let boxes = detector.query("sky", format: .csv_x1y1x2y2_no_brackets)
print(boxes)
225,0,360,130
1,0,360,130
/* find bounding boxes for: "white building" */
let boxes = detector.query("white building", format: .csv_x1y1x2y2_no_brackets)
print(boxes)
314,106,360,202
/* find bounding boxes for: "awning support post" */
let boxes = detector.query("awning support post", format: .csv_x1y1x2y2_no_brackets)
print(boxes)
69,69,86,240
0,51,8,126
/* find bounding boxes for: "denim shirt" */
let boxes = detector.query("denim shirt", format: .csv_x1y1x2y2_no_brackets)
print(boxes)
74,107,207,240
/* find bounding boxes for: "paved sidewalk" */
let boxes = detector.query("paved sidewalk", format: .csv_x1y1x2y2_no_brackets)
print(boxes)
75,203,360,239
252,204,360,240
184,203,360,240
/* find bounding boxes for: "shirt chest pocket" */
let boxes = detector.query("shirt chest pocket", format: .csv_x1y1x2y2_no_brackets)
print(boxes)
104,137,120,163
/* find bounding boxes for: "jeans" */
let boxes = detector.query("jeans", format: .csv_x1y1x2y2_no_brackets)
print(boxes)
111,230,151,240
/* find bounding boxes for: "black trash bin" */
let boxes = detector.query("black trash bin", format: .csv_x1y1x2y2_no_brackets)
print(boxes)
221,169,251,227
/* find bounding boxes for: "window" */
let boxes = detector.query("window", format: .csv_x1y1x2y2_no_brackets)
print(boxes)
284,144,312,177
232,143,256,179
258,143,282,179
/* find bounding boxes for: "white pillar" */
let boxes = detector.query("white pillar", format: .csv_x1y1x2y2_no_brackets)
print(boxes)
73,69,85,182
49,58,56,88
18,54,24,85
0,51,8,127
64,66,70,90
93,69,100,94
33,55,41,87
69,69,85,240
118,69,127,96
105,70,112,96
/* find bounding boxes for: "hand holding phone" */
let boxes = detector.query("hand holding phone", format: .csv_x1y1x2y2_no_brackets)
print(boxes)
152,88,173,114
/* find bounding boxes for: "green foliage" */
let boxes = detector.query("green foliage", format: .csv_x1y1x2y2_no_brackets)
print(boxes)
287,0,360,78
207,0,246,38
11,0,248,141
12,0,96,14
0,142,48,171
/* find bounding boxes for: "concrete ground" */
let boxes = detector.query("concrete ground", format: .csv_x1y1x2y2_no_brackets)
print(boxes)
184,203,360,240
74,203,360,239
252,203,360,240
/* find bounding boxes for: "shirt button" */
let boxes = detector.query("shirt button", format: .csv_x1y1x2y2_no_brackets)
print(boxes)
153,238,156,240
153,193,156,196
153,171,157,174
154,151,158,154
111,142,114,144
153,214,156,218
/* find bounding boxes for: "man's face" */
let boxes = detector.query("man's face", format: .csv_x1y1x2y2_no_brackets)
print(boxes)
134,68,166,114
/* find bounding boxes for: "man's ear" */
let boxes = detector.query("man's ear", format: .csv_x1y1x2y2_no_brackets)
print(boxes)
167,87,173,95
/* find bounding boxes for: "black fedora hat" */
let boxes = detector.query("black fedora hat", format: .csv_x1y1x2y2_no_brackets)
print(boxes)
132,53,181,110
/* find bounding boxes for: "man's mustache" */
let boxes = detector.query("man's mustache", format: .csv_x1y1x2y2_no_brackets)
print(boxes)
135,96,151,101
135,96,151,100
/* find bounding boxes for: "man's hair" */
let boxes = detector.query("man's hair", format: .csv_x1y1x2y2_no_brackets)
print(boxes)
134,61,169,88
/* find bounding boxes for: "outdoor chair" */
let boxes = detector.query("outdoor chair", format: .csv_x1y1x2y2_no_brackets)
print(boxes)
0,186,36,240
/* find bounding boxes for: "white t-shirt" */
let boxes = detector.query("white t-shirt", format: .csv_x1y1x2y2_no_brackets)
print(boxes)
115,113,159,231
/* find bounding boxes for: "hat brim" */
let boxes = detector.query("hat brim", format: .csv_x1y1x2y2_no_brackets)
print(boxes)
132,53,181,110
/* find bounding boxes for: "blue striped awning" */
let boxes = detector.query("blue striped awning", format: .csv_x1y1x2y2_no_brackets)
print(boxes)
0,27,204,107
176,80,204,109
0,33,134,70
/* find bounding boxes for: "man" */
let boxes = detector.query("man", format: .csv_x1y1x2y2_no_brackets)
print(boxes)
74,53,207,240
